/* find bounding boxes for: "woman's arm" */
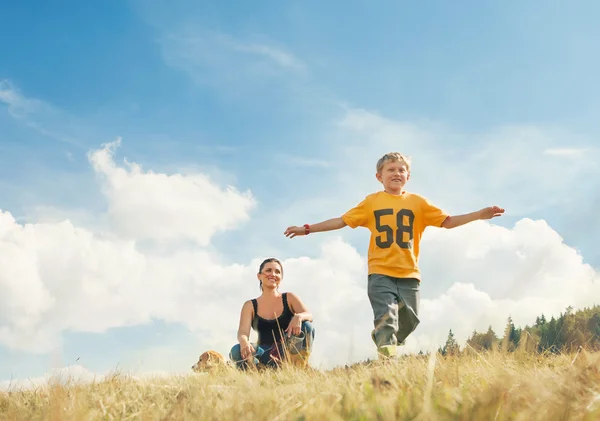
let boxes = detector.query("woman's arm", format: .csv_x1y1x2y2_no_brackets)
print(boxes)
287,292,313,322
236,301,254,345
236,300,256,360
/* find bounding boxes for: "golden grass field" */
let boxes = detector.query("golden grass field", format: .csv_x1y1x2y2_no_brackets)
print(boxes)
1,349,599,420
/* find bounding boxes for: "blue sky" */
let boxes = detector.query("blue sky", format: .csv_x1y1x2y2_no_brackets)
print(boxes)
1,0,600,385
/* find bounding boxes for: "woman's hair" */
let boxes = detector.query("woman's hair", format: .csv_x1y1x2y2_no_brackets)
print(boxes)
258,257,283,291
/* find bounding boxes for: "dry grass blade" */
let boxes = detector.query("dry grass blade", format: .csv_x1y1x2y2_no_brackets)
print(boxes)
0,351,599,420
422,350,437,417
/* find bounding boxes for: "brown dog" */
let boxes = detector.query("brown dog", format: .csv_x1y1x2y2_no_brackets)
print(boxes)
192,350,227,372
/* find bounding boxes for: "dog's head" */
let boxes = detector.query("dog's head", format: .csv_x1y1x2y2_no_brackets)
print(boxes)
192,350,227,372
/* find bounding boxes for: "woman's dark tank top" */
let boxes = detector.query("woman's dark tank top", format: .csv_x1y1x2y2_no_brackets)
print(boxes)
251,293,294,347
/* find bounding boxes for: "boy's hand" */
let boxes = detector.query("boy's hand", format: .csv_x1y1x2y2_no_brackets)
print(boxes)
479,206,505,220
284,226,306,238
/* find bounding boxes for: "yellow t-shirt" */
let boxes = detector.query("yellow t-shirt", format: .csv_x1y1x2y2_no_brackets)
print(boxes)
341,191,449,280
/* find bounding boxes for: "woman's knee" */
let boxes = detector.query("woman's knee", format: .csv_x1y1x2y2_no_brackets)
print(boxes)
301,320,315,338
229,343,242,361
300,321,315,351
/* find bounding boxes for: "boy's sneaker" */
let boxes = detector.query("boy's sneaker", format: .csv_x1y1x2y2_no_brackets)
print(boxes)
377,345,397,359
371,330,397,359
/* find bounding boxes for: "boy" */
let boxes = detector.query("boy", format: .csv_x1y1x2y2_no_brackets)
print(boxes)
284,152,504,358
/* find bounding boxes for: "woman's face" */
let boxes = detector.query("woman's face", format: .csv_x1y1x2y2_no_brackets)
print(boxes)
258,261,283,290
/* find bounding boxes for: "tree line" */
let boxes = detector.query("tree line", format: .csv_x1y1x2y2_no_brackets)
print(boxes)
436,304,600,356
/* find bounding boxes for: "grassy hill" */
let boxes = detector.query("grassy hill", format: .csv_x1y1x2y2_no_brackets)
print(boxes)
1,349,599,420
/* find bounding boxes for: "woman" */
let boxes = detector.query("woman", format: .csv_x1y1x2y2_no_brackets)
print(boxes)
229,257,315,369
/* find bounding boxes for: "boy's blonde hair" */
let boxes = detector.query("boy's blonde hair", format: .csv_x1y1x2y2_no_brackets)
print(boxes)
376,152,411,174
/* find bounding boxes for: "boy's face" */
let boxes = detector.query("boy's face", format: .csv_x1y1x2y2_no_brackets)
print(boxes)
376,160,410,193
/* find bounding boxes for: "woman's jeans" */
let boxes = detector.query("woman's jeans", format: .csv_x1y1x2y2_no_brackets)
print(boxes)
229,321,315,369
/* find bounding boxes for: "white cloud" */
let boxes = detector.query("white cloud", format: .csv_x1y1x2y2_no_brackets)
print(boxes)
409,218,600,352
275,154,332,168
216,34,305,71
0,140,257,355
88,138,255,245
2,168,599,370
266,107,600,361
160,29,305,89
0,363,190,391
327,108,600,217
0,80,85,147
1,108,599,378
283,218,599,363
543,148,591,156
0,80,37,117
0,364,99,391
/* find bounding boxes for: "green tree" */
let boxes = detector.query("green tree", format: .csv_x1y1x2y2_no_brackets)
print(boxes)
502,316,522,351
442,329,460,356
482,325,499,350
438,304,600,357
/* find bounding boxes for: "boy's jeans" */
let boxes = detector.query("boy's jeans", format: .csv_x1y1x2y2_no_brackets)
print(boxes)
229,321,315,369
368,274,420,349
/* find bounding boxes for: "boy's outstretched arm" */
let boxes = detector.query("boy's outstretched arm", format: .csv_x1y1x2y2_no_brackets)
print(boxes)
284,217,347,238
442,206,505,229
